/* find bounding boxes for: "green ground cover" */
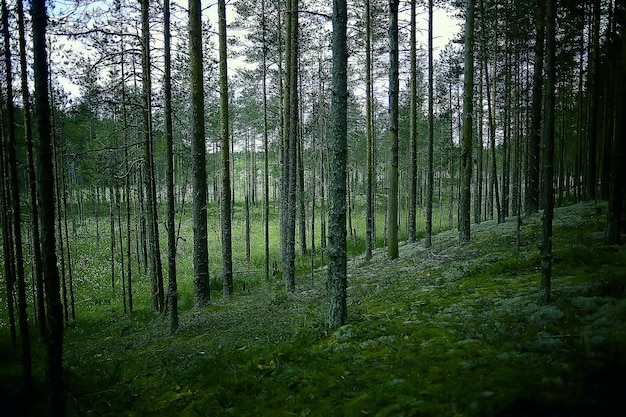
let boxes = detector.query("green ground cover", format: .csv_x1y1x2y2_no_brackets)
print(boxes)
1,202,625,416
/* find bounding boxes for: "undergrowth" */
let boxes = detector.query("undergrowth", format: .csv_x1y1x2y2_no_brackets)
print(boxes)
1,202,625,416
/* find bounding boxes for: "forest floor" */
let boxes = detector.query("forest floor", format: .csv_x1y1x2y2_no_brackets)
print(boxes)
3,201,626,416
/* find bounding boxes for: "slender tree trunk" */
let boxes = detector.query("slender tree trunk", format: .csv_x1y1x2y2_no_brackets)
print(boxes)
526,0,545,215
2,0,33,393
585,0,601,201
190,0,210,307
474,58,484,224
262,0,270,281
17,0,45,338
365,0,374,259
140,0,164,312
164,0,178,331
540,0,555,304
298,138,307,255
218,0,233,297
459,0,475,243
120,40,133,313
0,100,17,348
425,0,434,248
606,0,626,245
327,0,348,329
387,0,400,259
32,0,65,412
282,0,298,291
408,0,417,243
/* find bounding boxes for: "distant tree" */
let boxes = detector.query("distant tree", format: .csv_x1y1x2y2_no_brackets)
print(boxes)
190,0,211,307
540,0,555,304
459,0,474,244
387,0,399,259
32,0,65,413
327,0,348,329
219,0,234,297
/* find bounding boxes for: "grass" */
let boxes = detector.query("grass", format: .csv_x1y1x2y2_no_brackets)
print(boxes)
1,201,625,416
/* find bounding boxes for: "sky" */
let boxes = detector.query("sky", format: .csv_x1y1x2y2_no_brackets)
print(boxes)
50,0,462,102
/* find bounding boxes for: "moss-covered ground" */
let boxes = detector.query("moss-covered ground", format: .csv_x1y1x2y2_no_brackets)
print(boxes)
1,202,625,416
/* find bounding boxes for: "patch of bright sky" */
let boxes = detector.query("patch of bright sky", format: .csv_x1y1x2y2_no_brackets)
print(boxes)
49,0,461,101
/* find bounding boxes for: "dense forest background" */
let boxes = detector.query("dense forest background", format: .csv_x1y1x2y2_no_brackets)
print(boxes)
1,0,625,415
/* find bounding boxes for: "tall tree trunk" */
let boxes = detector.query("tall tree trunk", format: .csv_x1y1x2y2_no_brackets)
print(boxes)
525,0,545,215
32,0,65,412
474,56,484,224
540,0,555,304
387,0,400,259
120,40,133,313
606,0,626,245
0,98,17,348
425,0,434,248
218,0,233,297
17,0,45,337
459,0,475,243
282,0,298,292
190,0,211,307
327,0,348,329
262,0,270,281
585,0,601,201
2,0,32,392
140,0,164,312
408,0,418,243
365,0,374,259
164,0,178,331
298,131,307,255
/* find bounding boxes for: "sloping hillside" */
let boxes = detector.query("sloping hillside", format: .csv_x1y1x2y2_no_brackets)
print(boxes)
6,202,625,416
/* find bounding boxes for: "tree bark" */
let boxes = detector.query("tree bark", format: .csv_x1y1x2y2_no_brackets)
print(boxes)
408,0,418,244
218,0,234,297
140,0,164,312
164,0,178,331
365,0,374,259
281,0,298,292
32,0,65,412
540,0,555,304
425,0,434,248
459,0,475,244
2,0,33,392
387,0,400,259
327,0,348,329
17,0,45,337
526,0,545,215
190,0,211,307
